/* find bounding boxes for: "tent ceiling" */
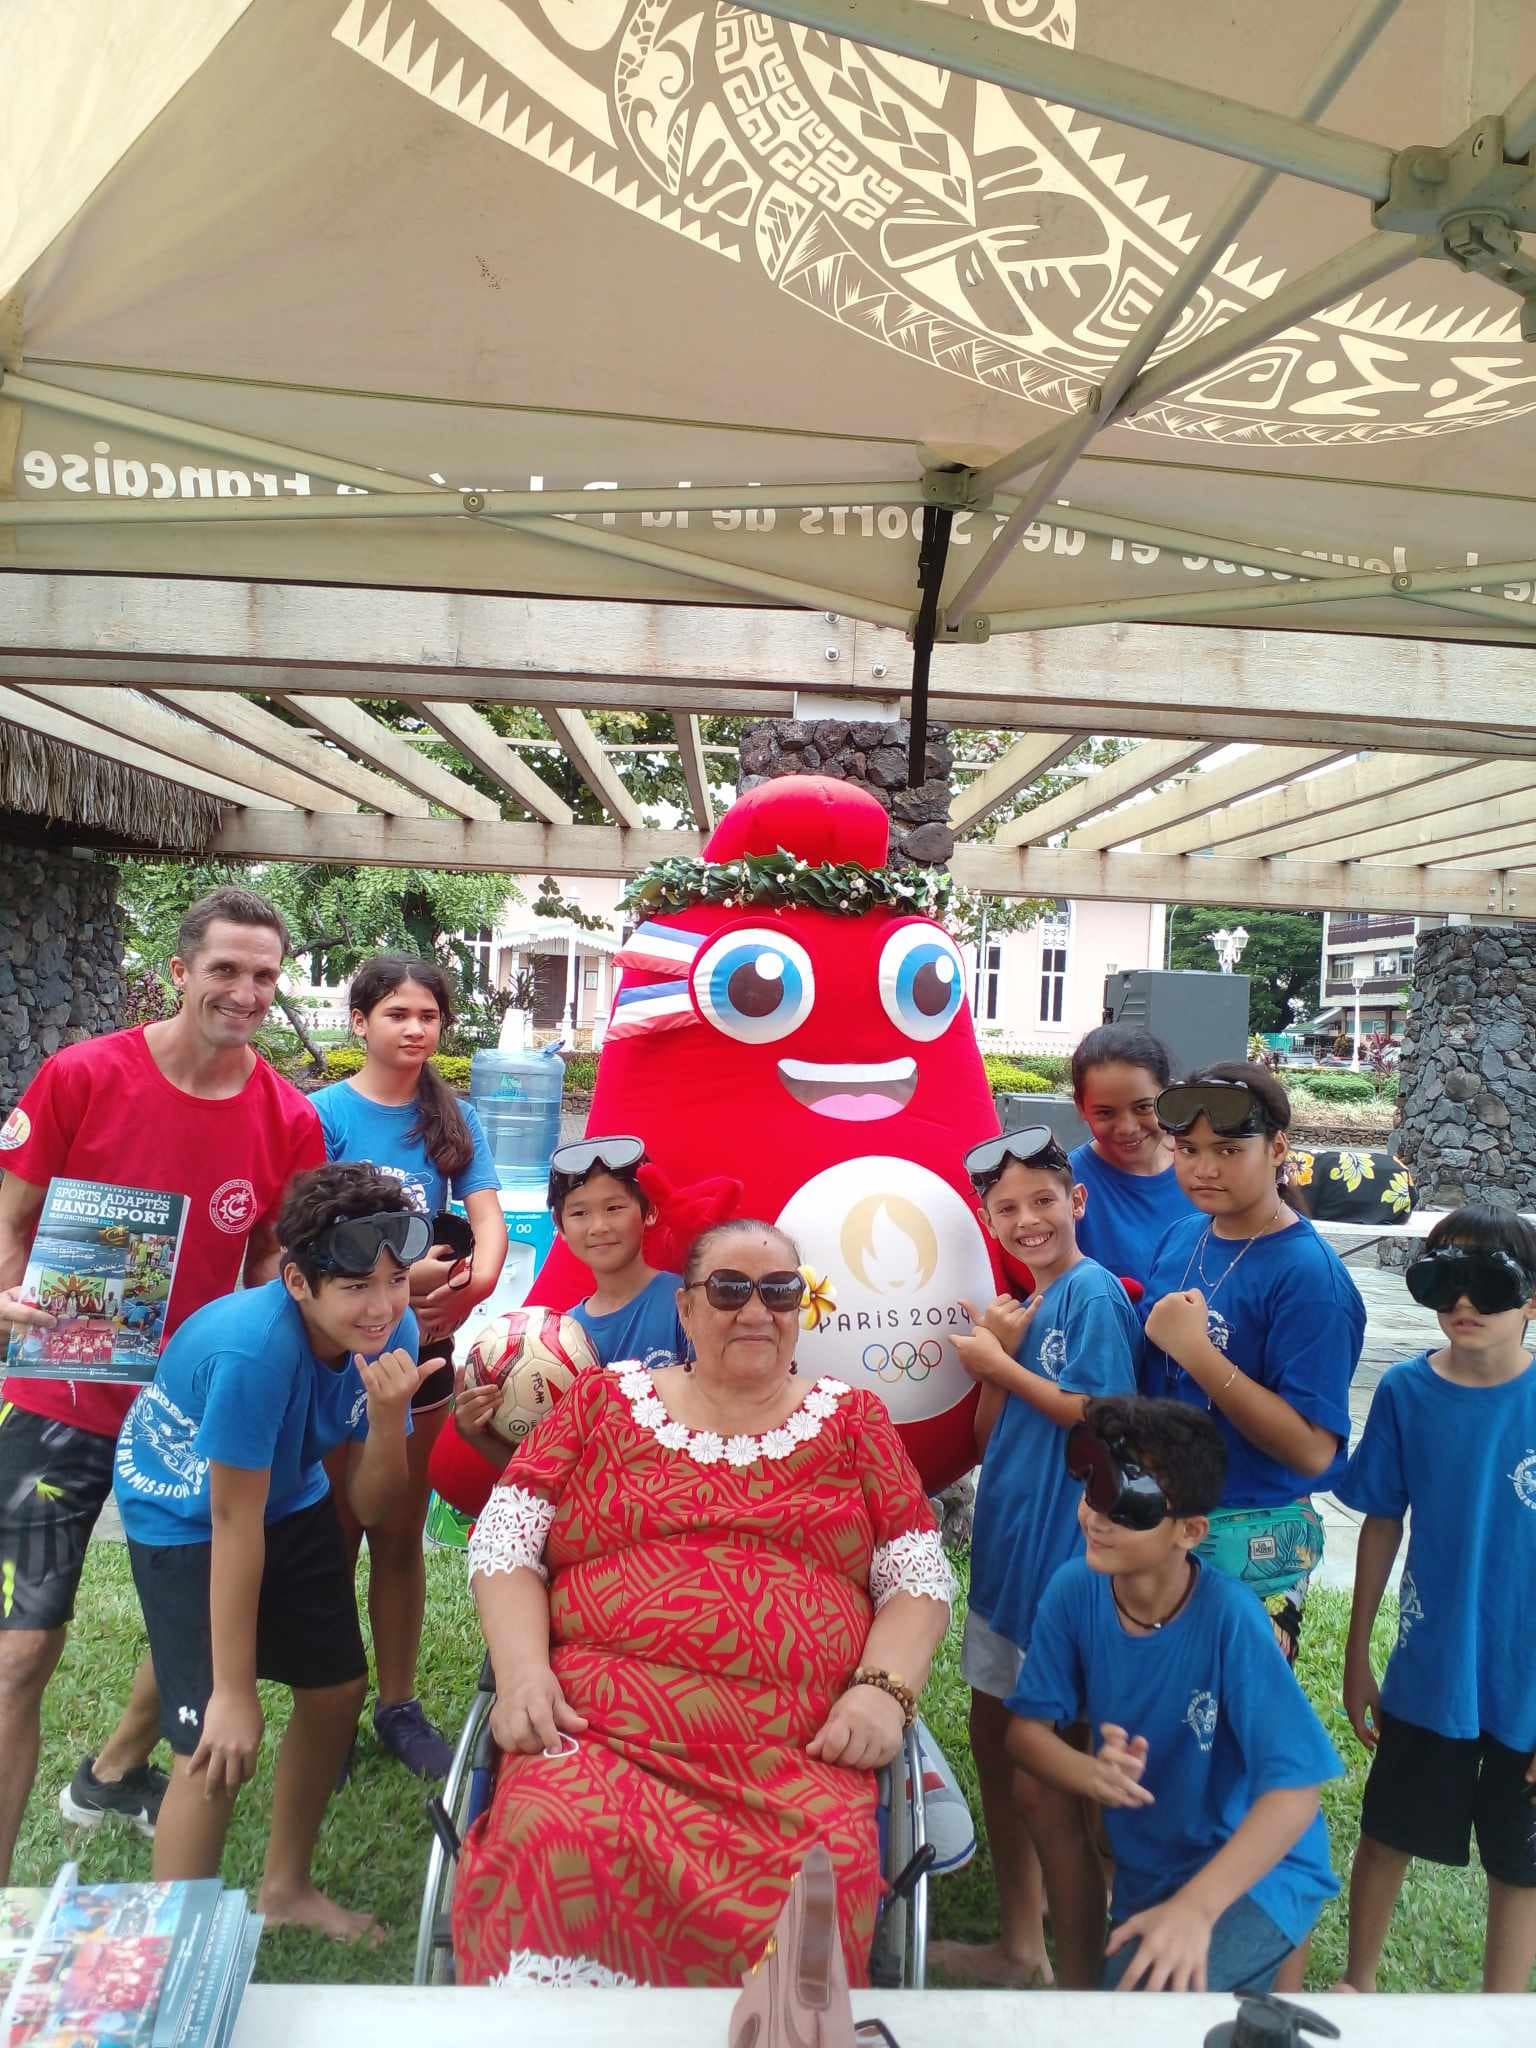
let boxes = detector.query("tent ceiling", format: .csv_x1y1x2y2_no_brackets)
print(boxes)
5,2,1536,918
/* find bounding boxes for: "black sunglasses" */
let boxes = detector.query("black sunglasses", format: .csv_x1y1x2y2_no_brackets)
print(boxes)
964,1126,1071,1190
1156,1082,1271,1138
683,1269,807,1313
309,1210,431,1275
1406,1245,1534,1316
549,1134,646,1179
1065,1422,1171,1531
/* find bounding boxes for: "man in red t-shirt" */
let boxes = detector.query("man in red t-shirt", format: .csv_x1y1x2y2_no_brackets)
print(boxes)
0,885,323,1879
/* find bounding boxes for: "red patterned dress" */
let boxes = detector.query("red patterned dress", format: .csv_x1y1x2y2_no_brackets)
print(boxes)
452,1362,952,1989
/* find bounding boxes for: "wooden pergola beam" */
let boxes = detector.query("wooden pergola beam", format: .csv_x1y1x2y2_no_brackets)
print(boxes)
277,694,501,820
1327,783,1536,862
672,713,715,832
949,733,1086,834
1152,750,1477,857
992,739,1216,850
141,687,430,816
1072,747,1345,853
206,810,1526,918
0,686,290,810
1225,757,1536,859
416,701,573,825
541,707,643,828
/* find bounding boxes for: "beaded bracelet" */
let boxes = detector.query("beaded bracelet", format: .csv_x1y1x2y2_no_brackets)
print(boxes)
847,1666,917,1728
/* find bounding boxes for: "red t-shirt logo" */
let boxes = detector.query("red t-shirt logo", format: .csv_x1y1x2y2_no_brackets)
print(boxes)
209,1178,258,1235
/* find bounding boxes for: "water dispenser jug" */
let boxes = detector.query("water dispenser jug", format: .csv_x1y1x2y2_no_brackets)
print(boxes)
469,1042,565,1201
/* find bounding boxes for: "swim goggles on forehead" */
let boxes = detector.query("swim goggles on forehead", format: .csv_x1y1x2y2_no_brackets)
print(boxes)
963,1126,1072,1190
308,1210,431,1275
683,1269,807,1313
1155,1081,1271,1138
548,1134,646,1180
1405,1245,1535,1315
1064,1422,1171,1531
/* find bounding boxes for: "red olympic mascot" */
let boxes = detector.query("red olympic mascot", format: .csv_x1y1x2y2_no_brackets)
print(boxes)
434,775,1008,1508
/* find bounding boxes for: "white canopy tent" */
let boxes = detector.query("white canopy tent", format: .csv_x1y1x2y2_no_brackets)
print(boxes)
6,0,1536,914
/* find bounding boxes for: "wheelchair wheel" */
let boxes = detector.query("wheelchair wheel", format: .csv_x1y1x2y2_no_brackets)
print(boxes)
413,1680,495,1986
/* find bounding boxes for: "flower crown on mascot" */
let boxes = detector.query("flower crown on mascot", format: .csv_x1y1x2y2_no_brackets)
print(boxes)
434,775,1025,1510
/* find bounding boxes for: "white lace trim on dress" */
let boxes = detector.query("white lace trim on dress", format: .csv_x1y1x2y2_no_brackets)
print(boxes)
869,1528,954,1612
489,1949,637,1990
467,1483,555,1583
609,1359,850,1469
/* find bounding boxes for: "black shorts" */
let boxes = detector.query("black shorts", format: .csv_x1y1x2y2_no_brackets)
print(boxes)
1360,1709,1536,1887
127,1494,368,1755
0,1405,116,1630
412,1339,455,1414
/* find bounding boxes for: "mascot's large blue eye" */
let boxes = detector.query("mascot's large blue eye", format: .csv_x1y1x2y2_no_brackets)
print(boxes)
691,927,816,1045
878,923,964,1043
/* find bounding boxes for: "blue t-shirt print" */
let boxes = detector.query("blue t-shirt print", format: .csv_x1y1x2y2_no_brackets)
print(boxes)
968,1259,1142,1652
570,1269,686,1370
1069,1143,1192,1293
1335,1349,1536,1752
1009,1560,1342,1945
1141,1213,1364,1508
312,1080,500,1219
114,1279,418,1546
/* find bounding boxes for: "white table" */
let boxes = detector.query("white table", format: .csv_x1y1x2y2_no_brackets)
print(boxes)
1312,1208,1443,1263
233,1983,1532,2047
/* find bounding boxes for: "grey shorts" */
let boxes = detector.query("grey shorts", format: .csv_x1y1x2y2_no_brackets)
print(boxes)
960,1607,1026,1701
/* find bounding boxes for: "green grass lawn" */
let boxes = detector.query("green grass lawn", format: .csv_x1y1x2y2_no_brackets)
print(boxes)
18,1545,1497,1989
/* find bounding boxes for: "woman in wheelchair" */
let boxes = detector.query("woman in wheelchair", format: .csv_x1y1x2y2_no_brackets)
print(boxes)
454,1218,952,1989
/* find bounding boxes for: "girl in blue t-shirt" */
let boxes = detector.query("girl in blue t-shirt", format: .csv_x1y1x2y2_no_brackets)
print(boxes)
1141,1063,1364,1666
1068,1025,1192,1292
313,955,509,1779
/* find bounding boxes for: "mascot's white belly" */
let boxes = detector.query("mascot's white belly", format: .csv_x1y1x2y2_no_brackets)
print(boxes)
777,1156,994,1425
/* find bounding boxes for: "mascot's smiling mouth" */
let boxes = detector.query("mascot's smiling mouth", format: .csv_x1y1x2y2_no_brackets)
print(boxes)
777,1057,917,1122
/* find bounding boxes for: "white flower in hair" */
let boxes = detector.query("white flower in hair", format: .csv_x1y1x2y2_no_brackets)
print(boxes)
655,1421,691,1451
761,1428,797,1461
690,1431,726,1465
723,1435,760,1468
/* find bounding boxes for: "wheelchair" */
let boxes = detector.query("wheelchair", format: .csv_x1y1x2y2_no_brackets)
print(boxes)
415,1657,937,1989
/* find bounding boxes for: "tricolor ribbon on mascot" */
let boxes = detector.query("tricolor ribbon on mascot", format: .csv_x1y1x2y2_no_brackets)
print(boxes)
606,921,708,1039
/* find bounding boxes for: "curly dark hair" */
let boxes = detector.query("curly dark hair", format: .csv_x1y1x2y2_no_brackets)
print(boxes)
277,1162,414,1287
683,1218,800,1286
1083,1395,1227,1517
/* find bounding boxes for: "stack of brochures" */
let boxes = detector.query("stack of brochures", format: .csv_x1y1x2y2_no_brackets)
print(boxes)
0,1866,262,2048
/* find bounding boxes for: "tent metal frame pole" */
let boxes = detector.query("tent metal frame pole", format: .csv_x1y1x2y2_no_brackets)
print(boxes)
2,371,908,627
988,551,1536,635
748,0,1393,197
947,0,1400,618
1505,72,1536,162
906,505,953,787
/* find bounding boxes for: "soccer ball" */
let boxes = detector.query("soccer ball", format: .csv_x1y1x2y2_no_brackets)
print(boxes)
463,1309,598,1445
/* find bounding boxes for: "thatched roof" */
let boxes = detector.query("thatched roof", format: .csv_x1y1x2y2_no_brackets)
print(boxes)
0,719,223,852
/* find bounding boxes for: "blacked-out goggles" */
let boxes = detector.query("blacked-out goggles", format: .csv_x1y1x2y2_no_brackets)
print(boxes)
549,1135,646,1180
309,1210,431,1275
1156,1081,1270,1138
1065,1422,1171,1531
1406,1245,1535,1315
964,1126,1071,1192
683,1269,807,1313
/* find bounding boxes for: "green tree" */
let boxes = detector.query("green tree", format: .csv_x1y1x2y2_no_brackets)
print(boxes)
1167,906,1322,1035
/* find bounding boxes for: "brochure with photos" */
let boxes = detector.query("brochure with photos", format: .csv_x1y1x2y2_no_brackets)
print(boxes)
6,1178,189,1381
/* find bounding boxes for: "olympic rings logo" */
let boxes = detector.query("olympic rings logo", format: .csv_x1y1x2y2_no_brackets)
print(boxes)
861,1340,943,1384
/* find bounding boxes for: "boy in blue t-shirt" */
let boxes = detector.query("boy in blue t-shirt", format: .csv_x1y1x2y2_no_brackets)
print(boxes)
114,1162,426,1940
931,1129,1141,1989
453,1135,684,1465
1333,1206,1536,1995
1009,1395,1342,1992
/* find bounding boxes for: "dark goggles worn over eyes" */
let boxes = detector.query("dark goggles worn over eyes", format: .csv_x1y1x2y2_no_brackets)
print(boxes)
549,1134,646,1180
1155,1081,1271,1138
309,1210,432,1275
1406,1245,1535,1315
1065,1422,1171,1531
964,1126,1072,1191
683,1269,807,1313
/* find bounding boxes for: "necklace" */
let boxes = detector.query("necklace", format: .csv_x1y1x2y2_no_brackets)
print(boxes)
1182,1207,1286,1304
1112,1559,1197,1633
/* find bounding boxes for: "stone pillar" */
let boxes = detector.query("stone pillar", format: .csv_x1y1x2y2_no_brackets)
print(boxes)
737,717,955,866
0,842,124,1105
1394,923,1536,1224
